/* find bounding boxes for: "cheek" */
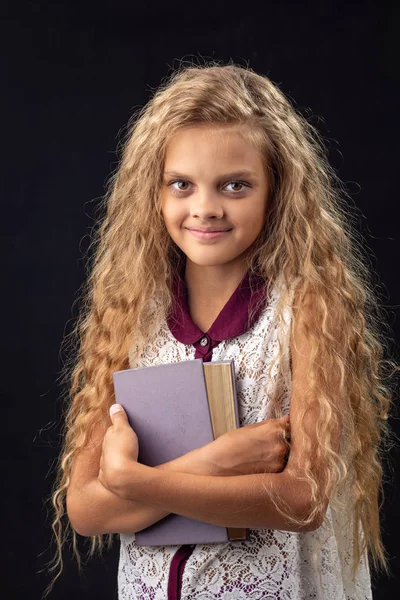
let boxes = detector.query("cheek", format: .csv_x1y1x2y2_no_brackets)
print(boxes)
161,204,185,237
253,212,267,232
160,201,174,225
251,201,268,230
237,210,266,238
161,197,180,219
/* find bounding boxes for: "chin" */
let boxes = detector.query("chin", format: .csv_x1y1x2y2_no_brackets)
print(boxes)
184,254,240,268
187,258,226,267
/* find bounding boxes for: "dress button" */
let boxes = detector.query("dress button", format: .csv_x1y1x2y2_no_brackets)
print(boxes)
199,336,208,347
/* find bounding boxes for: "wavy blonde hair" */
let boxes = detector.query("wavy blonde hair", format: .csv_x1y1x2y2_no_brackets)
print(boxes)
44,59,399,595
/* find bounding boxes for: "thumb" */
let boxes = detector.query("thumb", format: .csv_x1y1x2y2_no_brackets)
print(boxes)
109,403,128,427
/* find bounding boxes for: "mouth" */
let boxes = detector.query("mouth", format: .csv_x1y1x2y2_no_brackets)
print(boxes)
185,228,233,241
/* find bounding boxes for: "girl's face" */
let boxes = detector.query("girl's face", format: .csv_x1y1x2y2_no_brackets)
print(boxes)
160,125,269,272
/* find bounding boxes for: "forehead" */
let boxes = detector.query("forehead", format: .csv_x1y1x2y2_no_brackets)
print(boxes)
163,125,264,174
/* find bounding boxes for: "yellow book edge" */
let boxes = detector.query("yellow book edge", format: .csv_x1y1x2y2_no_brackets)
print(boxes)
203,362,247,542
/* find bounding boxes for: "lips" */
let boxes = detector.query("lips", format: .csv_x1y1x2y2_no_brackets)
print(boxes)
186,228,232,233
186,228,232,241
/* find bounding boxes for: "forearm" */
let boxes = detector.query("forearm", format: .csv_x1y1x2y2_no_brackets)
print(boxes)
68,448,212,537
117,463,317,532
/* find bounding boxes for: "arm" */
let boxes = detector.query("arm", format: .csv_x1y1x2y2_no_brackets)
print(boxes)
68,412,290,537
106,462,312,531
67,428,213,537
100,292,342,533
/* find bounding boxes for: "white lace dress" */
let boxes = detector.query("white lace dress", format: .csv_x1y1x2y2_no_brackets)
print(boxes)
118,283,372,599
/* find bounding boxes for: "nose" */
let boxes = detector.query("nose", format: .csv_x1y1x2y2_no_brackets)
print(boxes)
189,190,224,220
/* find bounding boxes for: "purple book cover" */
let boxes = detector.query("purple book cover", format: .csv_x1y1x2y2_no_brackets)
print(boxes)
112,358,247,546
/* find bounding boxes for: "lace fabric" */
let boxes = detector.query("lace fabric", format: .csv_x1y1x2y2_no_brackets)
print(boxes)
118,284,372,600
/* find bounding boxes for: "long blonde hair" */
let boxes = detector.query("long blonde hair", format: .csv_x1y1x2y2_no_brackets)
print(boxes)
44,59,399,595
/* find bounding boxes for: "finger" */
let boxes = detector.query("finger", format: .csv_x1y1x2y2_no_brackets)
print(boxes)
109,403,129,429
281,415,291,436
278,419,291,443
276,414,290,428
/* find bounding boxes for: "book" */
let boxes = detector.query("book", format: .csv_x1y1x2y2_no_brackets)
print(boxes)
202,361,247,543
112,358,249,546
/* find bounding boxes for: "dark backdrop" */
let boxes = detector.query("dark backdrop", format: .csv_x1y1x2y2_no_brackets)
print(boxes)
3,1,399,599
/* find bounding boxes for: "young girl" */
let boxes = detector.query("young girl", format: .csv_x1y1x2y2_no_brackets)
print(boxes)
47,61,397,599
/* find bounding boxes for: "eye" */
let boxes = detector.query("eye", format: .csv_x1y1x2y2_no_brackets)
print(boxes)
169,180,191,194
168,179,251,196
225,181,250,193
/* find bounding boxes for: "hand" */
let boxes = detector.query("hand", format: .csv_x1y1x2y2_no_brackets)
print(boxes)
201,415,291,477
98,404,139,495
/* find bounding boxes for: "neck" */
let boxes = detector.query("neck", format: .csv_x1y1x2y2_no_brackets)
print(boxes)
183,260,248,331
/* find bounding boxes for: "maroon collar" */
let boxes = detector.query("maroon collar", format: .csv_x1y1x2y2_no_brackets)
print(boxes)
167,269,269,350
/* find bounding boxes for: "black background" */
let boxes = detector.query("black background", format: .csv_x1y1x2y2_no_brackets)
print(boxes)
3,1,399,598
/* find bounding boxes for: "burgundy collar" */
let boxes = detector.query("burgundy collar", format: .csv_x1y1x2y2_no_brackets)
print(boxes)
167,268,269,361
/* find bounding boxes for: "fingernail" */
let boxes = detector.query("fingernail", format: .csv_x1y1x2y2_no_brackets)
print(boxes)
110,404,123,416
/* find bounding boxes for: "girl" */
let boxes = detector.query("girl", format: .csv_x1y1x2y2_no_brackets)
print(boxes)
47,61,397,599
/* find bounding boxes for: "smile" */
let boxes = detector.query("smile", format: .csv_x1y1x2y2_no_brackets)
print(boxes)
186,229,232,240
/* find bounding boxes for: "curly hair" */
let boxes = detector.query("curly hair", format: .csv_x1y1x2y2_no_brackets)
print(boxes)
43,59,399,596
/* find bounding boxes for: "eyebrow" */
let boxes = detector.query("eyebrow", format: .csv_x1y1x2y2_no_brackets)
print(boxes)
163,169,259,180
